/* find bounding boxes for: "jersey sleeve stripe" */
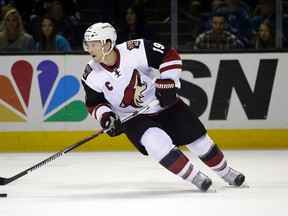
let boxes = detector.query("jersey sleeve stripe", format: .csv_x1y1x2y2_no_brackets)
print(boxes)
160,60,182,69
159,64,182,73
95,104,112,120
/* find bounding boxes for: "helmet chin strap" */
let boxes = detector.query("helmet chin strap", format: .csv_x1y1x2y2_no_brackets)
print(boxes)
100,43,114,63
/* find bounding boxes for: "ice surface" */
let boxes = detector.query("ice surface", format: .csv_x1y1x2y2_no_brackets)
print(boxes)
0,150,287,216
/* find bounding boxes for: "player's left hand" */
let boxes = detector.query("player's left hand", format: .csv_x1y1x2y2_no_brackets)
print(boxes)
100,112,124,137
155,79,177,107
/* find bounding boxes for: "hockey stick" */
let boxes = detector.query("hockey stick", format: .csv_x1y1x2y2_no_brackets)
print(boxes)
0,100,159,186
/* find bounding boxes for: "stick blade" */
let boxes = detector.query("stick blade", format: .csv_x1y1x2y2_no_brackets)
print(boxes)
0,177,8,186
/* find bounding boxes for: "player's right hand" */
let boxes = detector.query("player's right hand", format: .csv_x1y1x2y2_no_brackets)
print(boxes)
100,112,124,137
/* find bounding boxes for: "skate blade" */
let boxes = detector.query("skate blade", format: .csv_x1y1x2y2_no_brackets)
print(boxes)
240,181,249,188
207,185,217,193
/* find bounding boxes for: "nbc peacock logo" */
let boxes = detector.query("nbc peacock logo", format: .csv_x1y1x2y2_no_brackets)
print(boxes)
0,60,88,122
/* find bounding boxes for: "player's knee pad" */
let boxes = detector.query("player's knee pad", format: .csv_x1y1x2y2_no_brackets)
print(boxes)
140,127,175,161
186,134,214,157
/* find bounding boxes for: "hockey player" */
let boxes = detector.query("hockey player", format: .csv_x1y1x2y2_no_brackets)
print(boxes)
81,22,245,191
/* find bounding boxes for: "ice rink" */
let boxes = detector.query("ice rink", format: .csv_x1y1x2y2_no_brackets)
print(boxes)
0,149,287,216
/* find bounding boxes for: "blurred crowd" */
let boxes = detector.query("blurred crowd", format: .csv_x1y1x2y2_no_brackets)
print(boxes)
181,0,288,49
0,0,79,51
0,0,287,52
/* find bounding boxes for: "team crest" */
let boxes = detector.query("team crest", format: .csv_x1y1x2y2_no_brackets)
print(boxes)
120,69,147,108
126,40,141,51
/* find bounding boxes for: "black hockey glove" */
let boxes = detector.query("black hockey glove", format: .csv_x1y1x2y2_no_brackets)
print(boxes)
100,112,124,137
155,79,177,107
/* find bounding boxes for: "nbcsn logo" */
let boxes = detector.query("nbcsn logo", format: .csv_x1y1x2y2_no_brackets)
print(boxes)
0,60,88,122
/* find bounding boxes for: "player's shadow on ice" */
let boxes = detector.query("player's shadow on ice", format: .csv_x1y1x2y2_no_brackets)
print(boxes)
55,189,210,199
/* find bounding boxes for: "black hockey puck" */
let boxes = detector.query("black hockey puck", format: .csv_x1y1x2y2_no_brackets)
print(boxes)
0,193,7,197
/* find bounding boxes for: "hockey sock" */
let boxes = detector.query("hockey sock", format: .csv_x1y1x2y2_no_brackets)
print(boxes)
186,134,229,177
140,127,199,182
199,144,229,177
159,147,199,182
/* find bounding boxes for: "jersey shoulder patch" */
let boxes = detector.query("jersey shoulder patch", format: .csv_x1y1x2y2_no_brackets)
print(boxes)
126,40,141,51
83,64,93,80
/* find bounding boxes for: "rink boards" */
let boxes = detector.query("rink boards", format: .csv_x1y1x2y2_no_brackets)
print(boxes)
0,129,287,152
0,52,288,151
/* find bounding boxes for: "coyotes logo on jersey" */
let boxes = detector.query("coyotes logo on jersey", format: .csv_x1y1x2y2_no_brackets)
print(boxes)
126,40,141,51
120,69,147,108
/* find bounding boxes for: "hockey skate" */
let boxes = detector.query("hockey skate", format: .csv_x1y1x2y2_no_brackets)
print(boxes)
192,171,212,192
222,168,245,186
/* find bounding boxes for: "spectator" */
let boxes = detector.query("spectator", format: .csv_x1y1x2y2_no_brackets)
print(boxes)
46,1,78,49
0,7,35,51
252,0,288,47
0,3,14,32
210,0,225,12
117,3,155,44
241,0,258,13
212,0,251,15
0,1,39,41
194,11,237,49
35,15,71,51
181,0,208,46
211,0,254,47
250,19,275,49
97,0,134,31
34,0,80,24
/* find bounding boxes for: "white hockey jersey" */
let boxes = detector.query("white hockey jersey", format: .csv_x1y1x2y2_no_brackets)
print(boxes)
81,39,182,120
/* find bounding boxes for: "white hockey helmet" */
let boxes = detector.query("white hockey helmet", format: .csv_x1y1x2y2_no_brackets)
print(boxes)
83,22,117,51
